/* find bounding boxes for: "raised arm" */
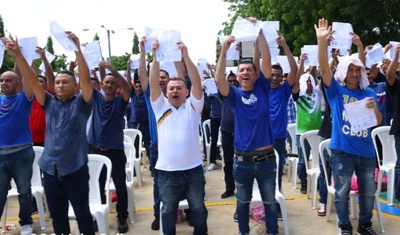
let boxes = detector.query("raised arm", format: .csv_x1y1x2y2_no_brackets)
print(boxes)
257,30,272,79
126,59,133,89
351,32,365,66
4,36,43,103
277,31,297,86
36,47,55,94
315,18,333,87
99,60,131,102
215,36,234,96
293,53,307,94
149,40,162,101
69,32,92,103
179,42,202,99
138,37,149,91
387,44,400,86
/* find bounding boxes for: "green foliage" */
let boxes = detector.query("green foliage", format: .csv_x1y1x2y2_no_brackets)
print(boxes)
110,53,131,71
221,0,400,55
132,32,139,54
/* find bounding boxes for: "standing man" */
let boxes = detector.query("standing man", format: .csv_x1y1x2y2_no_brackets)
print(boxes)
150,40,207,235
316,19,382,235
87,60,131,233
215,17,278,235
0,66,34,234
5,32,95,235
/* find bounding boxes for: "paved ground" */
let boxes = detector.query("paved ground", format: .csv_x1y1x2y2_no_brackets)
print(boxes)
2,160,399,235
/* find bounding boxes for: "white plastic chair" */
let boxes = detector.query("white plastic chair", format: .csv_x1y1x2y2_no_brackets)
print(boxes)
319,139,385,234
286,123,298,188
159,199,189,235
68,154,112,235
123,129,146,188
372,126,396,205
201,119,222,169
1,146,47,232
251,149,289,235
124,135,133,145
300,130,322,209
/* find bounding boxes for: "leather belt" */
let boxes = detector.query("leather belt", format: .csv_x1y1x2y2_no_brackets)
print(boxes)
90,145,111,152
0,143,31,151
234,148,275,164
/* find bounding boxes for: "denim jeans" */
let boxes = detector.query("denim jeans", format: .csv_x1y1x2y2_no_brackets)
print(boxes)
318,147,332,204
130,122,151,160
274,138,286,192
233,156,278,234
90,148,128,220
209,118,221,164
297,134,311,186
0,146,34,226
394,133,400,201
43,165,94,235
330,150,376,228
158,165,208,235
221,131,235,192
149,143,160,216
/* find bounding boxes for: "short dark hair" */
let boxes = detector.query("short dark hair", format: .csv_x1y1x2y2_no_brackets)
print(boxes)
238,61,257,73
272,64,283,75
160,69,170,78
56,70,75,81
168,77,187,88
38,74,47,82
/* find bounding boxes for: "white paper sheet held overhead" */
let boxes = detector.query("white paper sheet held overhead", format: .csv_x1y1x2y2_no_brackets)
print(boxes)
50,20,78,52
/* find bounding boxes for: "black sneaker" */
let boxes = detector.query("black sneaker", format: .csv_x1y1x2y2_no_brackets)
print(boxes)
357,222,378,235
221,190,235,199
118,219,129,233
151,215,160,231
233,210,238,222
340,224,353,235
300,185,307,194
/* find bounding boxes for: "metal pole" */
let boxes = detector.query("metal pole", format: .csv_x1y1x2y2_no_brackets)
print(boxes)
107,29,112,65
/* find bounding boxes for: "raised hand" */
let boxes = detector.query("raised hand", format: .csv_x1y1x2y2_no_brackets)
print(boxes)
314,18,331,41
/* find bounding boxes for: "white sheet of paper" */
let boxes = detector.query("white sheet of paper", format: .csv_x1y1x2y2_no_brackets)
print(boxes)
270,47,279,63
160,61,177,78
18,37,40,61
231,16,260,43
39,51,56,72
202,78,218,95
276,55,290,74
366,43,385,66
0,42,5,68
143,27,161,53
50,20,78,52
82,40,103,69
344,98,378,132
156,29,181,62
301,45,319,67
130,54,139,69
330,22,353,50
260,21,279,48
389,41,400,62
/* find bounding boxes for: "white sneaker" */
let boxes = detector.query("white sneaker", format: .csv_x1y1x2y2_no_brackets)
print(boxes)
20,224,32,235
207,163,216,171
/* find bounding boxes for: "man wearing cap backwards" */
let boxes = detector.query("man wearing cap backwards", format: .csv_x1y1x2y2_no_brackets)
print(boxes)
316,18,382,235
150,39,207,235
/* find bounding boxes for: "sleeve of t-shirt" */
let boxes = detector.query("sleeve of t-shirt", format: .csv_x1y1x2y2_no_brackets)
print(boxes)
189,91,204,115
150,92,166,117
324,76,339,101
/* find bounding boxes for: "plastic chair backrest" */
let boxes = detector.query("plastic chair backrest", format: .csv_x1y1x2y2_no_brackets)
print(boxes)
300,130,322,170
372,126,396,167
124,129,143,158
87,154,112,207
124,135,133,145
32,146,44,187
287,123,297,154
202,119,211,145
124,142,136,182
318,139,332,187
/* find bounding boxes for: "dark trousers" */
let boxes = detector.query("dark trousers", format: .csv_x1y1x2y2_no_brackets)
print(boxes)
221,131,235,191
43,165,94,235
209,118,221,164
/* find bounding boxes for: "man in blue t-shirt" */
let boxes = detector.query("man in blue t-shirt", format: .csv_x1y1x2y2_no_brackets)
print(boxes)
87,60,131,233
215,19,278,234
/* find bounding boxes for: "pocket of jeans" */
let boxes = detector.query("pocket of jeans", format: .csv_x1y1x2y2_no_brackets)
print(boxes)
331,149,345,156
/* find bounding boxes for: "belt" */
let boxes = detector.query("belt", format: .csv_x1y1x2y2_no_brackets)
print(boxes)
234,148,275,164
0,143,31,151
90,145,111,152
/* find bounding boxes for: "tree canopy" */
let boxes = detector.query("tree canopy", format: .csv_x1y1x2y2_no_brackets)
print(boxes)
221,0,400,55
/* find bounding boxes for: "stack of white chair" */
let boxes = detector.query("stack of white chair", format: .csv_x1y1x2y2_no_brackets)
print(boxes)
286,123,298,188
123,129,146,188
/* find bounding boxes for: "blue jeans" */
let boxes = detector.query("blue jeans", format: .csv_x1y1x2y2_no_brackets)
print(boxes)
149,143,160,216
318,147,332,204
158,165,208,235
90,148,128,220
43,165,94,235
233,156,278,234
221,131,235,192
297,134,311,186
394,133,400,201
0,146,34,226
274,138,286,192
331,150,376,228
